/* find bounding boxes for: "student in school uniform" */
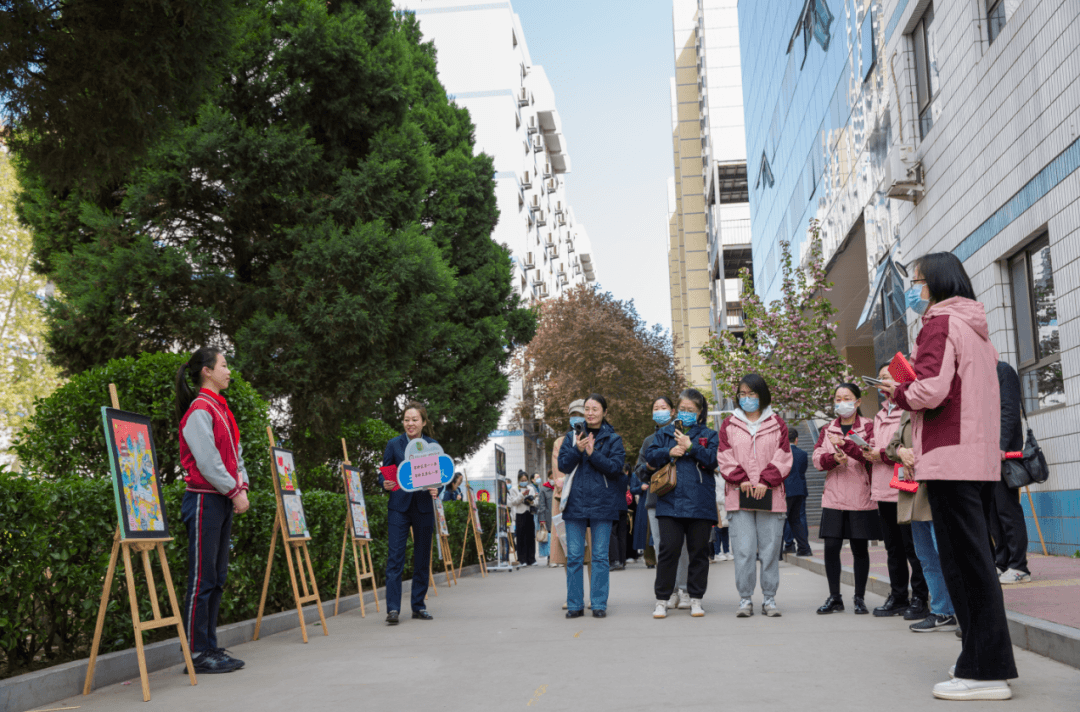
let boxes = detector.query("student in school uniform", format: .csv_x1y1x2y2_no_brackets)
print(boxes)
380,401,441,625
176,347,249,674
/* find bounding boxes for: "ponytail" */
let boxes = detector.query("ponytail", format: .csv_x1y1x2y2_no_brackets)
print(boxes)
175,347,222,423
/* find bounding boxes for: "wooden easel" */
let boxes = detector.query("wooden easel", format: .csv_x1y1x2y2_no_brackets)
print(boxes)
433,501,457,587
253,427,329,642
334,439,380,616
84,384,196,702
457,474,488,578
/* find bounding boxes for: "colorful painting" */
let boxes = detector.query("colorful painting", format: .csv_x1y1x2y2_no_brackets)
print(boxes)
101,408,169,539
275,450,297,492
343,464,371,540
467,485,483,533
435,499,450,537
282,494,308,538
476,489,490,502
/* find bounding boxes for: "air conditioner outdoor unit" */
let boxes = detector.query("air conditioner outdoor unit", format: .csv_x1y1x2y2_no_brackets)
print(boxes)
523,252,535,269
521,170,532,188
543,163,552,178
532,135,543,152
535,210,546,226
528,116,538,135
518,87,530,107
885,144,924,202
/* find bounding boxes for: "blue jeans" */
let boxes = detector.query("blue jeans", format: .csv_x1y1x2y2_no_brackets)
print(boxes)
910,520,954,617
565,518,612,611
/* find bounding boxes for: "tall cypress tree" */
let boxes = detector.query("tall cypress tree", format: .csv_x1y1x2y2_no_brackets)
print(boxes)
19,0,534,464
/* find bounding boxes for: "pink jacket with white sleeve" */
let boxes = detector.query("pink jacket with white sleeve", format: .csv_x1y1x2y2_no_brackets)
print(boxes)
716,407,793,514
813,415,876,511
892,297,1001,482
869,401,904,502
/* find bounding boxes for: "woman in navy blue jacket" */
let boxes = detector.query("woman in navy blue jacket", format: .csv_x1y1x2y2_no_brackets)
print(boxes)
557,394,626,619
644,388,720,619
380,402,440,626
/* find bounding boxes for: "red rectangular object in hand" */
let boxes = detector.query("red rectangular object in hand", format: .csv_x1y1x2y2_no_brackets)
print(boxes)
889,352,917,383
380,465,400,491
889,463,919,493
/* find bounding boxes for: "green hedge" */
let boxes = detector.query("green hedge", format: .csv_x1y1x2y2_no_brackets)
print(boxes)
0,470,497,678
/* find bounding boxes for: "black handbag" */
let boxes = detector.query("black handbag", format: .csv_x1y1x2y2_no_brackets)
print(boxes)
1003,400,1050,488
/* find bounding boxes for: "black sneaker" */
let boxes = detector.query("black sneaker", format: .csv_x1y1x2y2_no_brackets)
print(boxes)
873,593,910,617
191,650,242,674
214,648,244,669
909,613,959,633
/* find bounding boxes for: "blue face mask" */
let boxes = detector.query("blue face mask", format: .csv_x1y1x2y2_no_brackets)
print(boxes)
652,410,671,425
906,285,929,315
676,411,698,427
569,416,585,428
739,396,760,413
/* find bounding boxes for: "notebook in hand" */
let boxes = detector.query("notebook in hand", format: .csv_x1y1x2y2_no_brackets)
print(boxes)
739,489,773,511
889,352,917,383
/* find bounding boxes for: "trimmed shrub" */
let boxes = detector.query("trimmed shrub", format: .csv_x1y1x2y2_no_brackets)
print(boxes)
0,469,496,677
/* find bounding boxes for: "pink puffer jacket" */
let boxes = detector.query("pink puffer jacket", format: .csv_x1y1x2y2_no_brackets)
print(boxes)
893,297,1001,482
870,402,904,502
717,409,792,513
813,415,876,511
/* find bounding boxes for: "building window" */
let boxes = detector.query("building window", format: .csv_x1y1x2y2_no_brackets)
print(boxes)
912,3,939,139
860,9,876,82
756,153,775,190
881,261,905,326
986,0,1008,44
787,0,834,67
1009,234,1064,412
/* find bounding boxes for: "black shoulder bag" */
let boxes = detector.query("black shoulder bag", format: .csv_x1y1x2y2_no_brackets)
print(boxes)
1002,398,1050,489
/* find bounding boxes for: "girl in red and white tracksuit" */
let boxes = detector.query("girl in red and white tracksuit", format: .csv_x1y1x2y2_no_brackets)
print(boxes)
176,348,249,673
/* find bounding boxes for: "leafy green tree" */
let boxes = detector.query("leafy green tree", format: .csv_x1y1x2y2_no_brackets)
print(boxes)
18,0,532,467
0,151,62,451
0,0,239,191
700,221,853,424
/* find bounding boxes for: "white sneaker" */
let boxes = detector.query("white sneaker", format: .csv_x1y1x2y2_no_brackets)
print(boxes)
949,665,955,678
737,598,753,617
932,678,1012,701
677,590,692,609
653,600,668,619
725,552,734,561
690,598,705,617
667,591,680,609
999,568,1031,585
762,597,781,617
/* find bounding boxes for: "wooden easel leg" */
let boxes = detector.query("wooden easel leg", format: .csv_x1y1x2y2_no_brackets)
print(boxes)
351,538,365,617
301,543,329,636
84,529,121,695
157,543,197,686
335,519,349,616
364,541,380,612
254,517,280,641
1025,486,1049,556
281,536,308,643
428,537,438,597
457,514,472,578
120,544,152,702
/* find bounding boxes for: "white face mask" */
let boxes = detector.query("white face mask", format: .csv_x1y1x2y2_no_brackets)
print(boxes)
835,401,857,418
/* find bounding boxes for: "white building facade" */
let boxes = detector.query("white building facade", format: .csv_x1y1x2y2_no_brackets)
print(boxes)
399,0,597,498
739,0,1080,553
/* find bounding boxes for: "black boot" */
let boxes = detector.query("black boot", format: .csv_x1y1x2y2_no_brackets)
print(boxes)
386,610,400,625
903,597,927,621
853,596,869,614
873,593,909,617
817,595,844,614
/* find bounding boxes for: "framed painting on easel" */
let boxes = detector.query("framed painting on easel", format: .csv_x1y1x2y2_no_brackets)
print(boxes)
102,409,169,539
272,447,311,541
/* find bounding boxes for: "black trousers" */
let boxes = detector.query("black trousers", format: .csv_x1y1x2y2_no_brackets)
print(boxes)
181,491,232,653
784,495,811,554
655,517,712,600
927,480,1017,680
823,537,869,598
989,479,1029,573
610,511,628,565
515,512,536,565
877,501,929,601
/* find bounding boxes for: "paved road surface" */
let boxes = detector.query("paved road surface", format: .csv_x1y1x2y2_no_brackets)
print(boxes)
56,559,1080,711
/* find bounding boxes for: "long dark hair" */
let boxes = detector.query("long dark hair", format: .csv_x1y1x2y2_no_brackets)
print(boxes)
677,388,708,424
402,400,435,437
912,252,976,304
175,347,222,422
835,382,863,418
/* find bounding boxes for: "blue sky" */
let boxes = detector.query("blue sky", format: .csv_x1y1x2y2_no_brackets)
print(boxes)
511,0,677,332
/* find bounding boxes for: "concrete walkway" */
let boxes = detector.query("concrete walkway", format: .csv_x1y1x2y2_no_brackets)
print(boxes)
50,559,1080,712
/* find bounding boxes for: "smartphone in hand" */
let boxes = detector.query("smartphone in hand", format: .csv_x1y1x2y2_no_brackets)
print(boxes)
847,431,870,449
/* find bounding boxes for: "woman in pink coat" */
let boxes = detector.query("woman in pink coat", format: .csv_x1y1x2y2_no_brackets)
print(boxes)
812,382,881,615
881,253,1016,701
863,361,928,620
